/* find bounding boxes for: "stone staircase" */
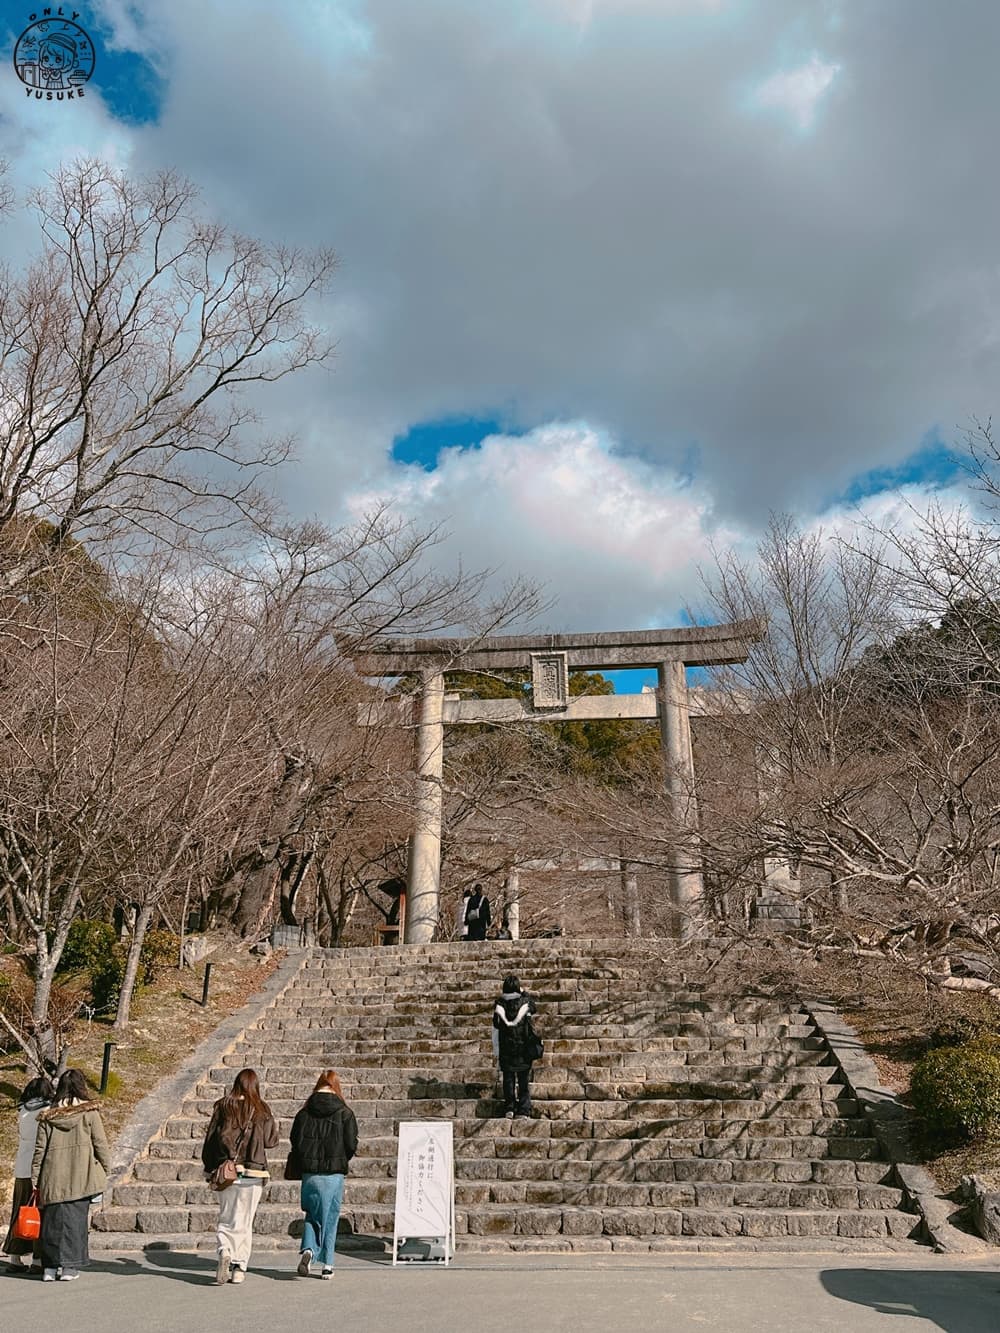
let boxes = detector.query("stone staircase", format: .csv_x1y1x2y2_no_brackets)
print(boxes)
95,940,925,1253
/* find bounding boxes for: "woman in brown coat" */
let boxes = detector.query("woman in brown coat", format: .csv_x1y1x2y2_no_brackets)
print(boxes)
201,1068,279,1285
31,1068,110,1282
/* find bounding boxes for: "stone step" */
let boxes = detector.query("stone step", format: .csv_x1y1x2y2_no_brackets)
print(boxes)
267,1024,814,1042
226,1045,832,1067
279,1011,808,1030
308,964,703,974
289,981,720,991
110,1176,907,1211
240,1033,825,1054
132,1151,895,1185
157,1117,882,1158
265,1012,813,1030
86,1228,921,1256
93,1202,919,1243
214,1061,838,1084
306,952,683,970
294,980,665,991
198,1073,849,1101
180,1094,869,1126
286,991,800,1011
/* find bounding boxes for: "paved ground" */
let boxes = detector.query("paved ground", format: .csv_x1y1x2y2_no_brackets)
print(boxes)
3,1251,999,1331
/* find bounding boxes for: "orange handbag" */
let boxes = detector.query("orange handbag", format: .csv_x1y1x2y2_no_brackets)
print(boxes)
13,1191,41,1241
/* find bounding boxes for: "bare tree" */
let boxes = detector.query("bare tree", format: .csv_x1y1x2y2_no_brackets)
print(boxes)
686,512,1000,992
0,159,335,585
208,512,543,937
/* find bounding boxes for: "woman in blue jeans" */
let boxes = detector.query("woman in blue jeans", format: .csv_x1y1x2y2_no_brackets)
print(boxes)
287,1070,358,1279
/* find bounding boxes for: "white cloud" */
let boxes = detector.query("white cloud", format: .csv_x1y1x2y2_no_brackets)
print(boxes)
755,55,841,129
0,59,136,264
815,482,970,547
344,422,745,629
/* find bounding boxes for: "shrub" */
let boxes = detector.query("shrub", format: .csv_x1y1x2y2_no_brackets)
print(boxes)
911,1036,1000,1143
89,951,127,1012
140,930,179,984
57,920,180,1013
57,921,118,978
926,1010,998,1049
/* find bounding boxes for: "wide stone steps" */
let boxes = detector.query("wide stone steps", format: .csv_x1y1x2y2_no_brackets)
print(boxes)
221,1050,837,1071
244,1032,823,1051
209,1059,841,1082
97,941,924,1255
94,1202,919,1244
107,1177,908,1211
197,1077,847,1103
141,1132,886,1169
130,1149,895,1184
176,1094,871,1130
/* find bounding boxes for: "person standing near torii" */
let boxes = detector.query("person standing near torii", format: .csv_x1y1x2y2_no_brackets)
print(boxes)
463,883,491,941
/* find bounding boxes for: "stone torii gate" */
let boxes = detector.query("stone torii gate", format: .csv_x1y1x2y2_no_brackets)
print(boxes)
351,622,760,944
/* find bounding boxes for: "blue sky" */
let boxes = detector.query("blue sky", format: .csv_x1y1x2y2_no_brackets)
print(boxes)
830,436,965,508
90,42,161,125
392,414,514,469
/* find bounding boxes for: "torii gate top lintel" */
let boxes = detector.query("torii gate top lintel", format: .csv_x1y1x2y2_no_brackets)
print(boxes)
348,617,763,676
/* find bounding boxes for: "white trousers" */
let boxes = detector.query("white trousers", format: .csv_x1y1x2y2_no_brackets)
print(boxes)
216,1178,265,1269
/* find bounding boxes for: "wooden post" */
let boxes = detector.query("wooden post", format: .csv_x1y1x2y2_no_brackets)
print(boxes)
621,857,641,938
505,867,520,939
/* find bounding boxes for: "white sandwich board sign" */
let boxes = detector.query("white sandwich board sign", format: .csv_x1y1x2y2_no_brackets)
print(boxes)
392,1120,455,1265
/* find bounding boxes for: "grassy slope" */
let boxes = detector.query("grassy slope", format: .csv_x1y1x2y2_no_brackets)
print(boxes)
845,979,1000,1192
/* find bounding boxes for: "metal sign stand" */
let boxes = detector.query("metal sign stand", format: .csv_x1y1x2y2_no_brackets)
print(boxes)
392,1121,455,1266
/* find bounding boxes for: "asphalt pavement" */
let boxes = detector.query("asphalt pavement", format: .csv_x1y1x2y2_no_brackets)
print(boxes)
3,1251,999,1332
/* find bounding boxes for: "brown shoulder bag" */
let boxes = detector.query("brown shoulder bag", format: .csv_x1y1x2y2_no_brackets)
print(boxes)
208,1118,252,1192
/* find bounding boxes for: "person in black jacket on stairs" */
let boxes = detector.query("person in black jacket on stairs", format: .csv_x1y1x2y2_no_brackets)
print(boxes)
492,974,538,1118
286,1070,358,1279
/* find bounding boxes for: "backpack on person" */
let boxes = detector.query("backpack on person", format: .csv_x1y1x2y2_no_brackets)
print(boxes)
525,1017,544,1063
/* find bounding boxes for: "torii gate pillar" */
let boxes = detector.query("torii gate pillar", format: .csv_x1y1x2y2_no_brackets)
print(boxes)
405,670,445,944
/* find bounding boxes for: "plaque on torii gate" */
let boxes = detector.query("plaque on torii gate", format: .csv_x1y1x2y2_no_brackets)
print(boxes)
347,621,762,945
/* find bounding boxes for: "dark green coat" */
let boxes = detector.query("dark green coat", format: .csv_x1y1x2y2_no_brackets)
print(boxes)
32,1100,110,1205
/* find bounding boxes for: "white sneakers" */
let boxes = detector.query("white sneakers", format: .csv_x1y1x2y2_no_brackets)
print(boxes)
297,1249,313,1277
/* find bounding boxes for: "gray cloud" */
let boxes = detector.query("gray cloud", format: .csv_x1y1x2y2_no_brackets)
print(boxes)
10,0,996,598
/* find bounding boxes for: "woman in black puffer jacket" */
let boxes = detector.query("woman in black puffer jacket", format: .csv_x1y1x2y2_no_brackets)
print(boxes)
492,974,537,1118
286,1070,358,1279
